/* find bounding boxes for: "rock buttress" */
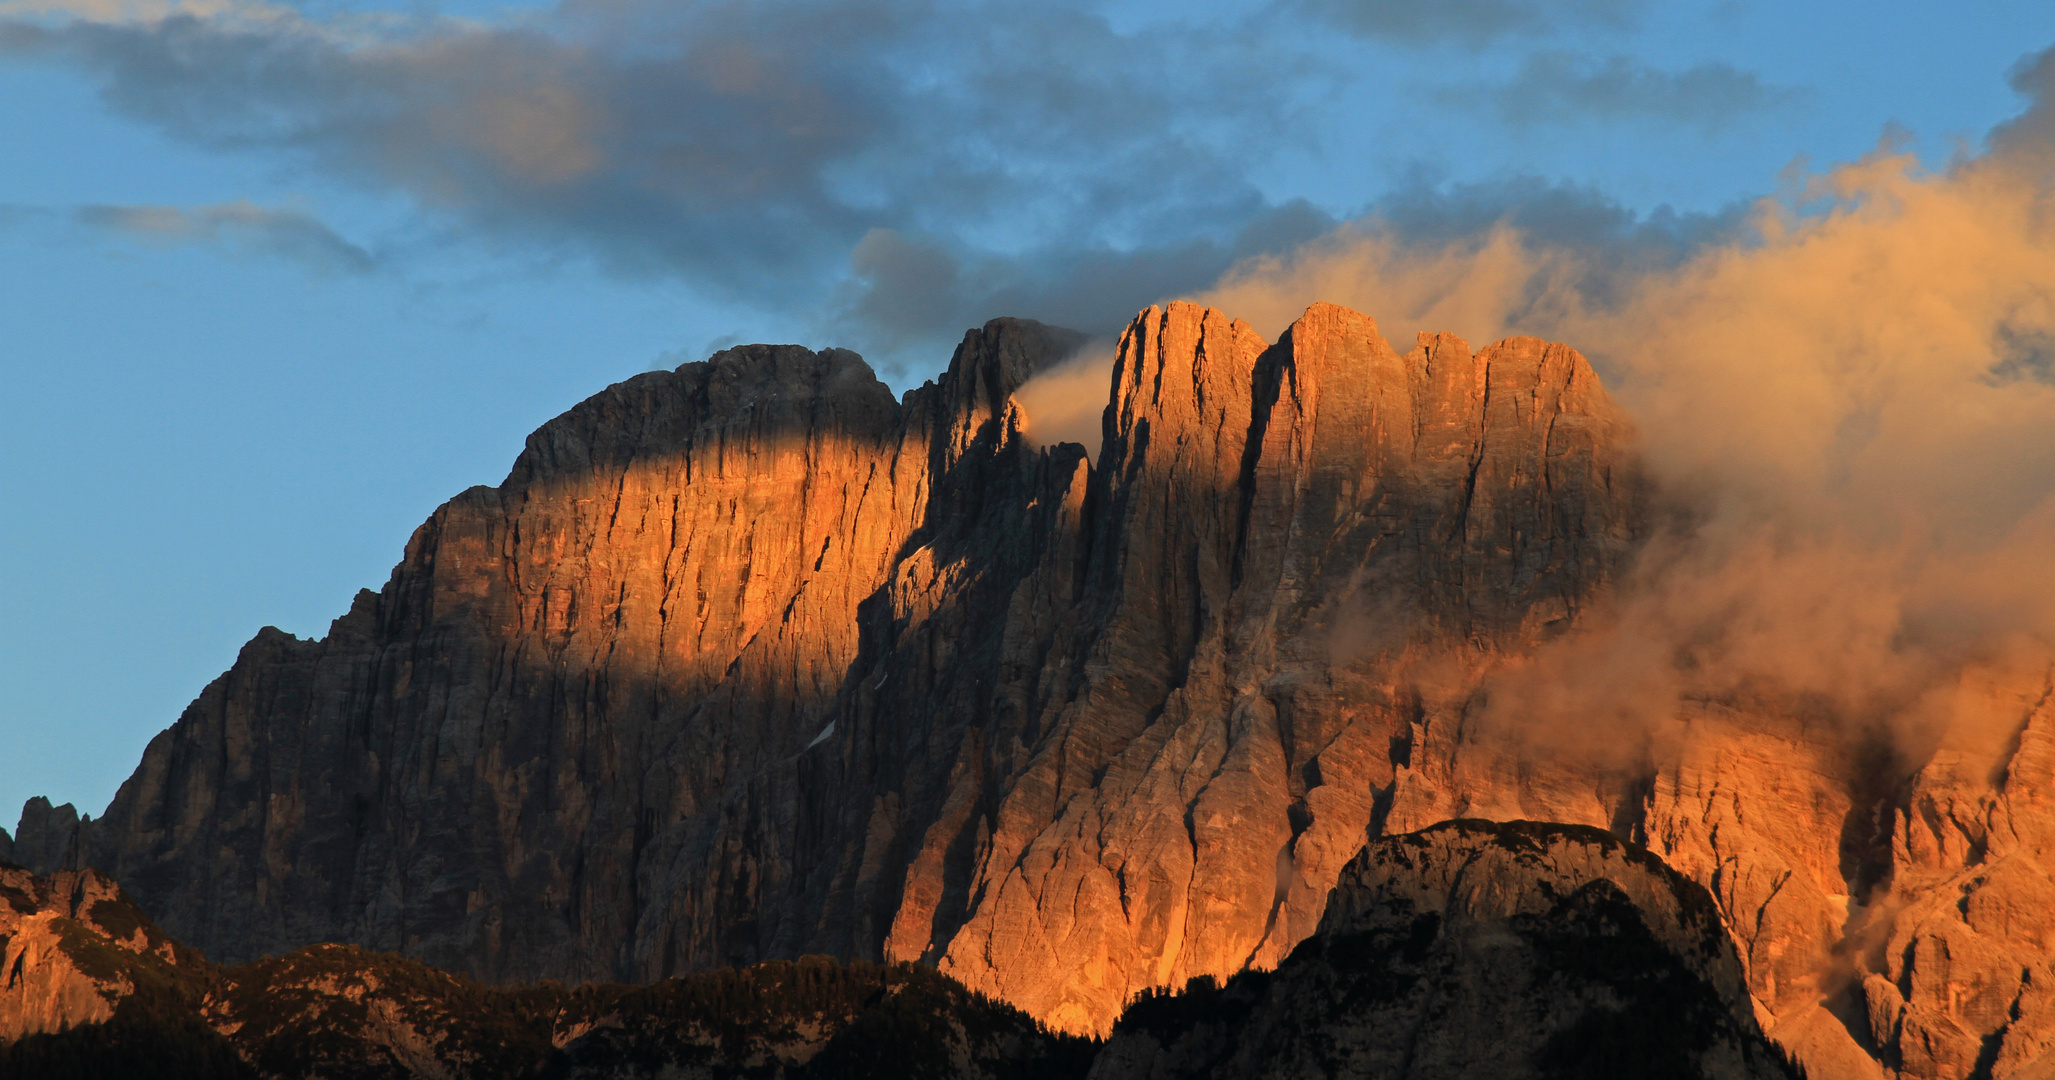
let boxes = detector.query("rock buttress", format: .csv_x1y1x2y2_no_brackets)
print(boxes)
1086,819,1799,1080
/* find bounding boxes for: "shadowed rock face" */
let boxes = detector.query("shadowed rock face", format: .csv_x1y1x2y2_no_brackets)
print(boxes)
0,863,1093,1080
1087,819,1800,1080
8,799,80,877
37,298,2055,1077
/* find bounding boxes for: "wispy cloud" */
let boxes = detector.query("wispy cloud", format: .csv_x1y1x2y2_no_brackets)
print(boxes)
1440,51,1802,131
0,202,52,226
1303,0,1641,48
830,199,1339,357
75,201,376,273
0,0,1825,364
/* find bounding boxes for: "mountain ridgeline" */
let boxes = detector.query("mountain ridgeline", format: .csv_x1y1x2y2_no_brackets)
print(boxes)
12,300,2055,1079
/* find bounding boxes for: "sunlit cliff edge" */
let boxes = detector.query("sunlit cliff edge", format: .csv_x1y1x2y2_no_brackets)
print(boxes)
8,300,2054,1080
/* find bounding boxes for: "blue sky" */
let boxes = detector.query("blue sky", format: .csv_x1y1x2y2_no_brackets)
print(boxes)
2,0,2053,825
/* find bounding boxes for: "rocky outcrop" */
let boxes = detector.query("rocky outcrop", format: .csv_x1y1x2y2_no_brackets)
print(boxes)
9,798,85,876
867,302,1645,1033
58,318,1090,993
1844,658,2055,1080
1088,819,1798,1080
0,862,202,1043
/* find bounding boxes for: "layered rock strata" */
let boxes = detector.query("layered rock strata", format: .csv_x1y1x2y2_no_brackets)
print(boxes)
1088,819,1798,1080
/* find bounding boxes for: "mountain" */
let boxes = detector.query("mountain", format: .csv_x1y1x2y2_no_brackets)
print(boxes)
14,299,2055,1078
1089,819,1799,1080
0,821,1784,1079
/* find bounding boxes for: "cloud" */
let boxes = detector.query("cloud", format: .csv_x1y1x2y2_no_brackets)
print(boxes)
1304,0,1640,48
0,0,1321,358
1438,51,1802,131
0,202,53,226
1195,48,2055,761
831,199,1339,368
0,0,1816,368
74,200,376,273
1179,167,1753,349
1991,44,2055,165
1013,343,1114,456
0,0,246,23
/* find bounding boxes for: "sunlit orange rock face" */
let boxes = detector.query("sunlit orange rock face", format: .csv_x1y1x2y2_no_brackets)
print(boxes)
0,866,196,1042
70,321,1089,988
887,302,1643,1035
32,300,2055,1078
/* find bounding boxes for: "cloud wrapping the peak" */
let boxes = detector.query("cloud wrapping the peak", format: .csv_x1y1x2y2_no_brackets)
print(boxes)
1193,65,2055,758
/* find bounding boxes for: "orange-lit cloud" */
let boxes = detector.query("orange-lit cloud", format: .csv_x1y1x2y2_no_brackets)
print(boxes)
1013,343,1114,456
1190,64,2055,753
75,200,376,273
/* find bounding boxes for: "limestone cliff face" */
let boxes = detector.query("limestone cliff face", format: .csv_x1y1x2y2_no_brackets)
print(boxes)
1846,658,2055,1080
34,298,2055,1078
856,302,1644,1034
8,798,83,876
0,863,199,1042
1087,819,1797,1080
66,318,1086,991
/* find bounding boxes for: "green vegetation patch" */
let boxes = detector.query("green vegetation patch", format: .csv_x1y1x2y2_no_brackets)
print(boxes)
83,898,148,944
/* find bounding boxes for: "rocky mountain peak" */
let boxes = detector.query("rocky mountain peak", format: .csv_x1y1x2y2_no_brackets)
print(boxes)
503,343,901,489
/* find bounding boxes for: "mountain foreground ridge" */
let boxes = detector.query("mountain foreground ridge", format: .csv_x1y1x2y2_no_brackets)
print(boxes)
8,299,2055,1079
0,820,1793,1078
